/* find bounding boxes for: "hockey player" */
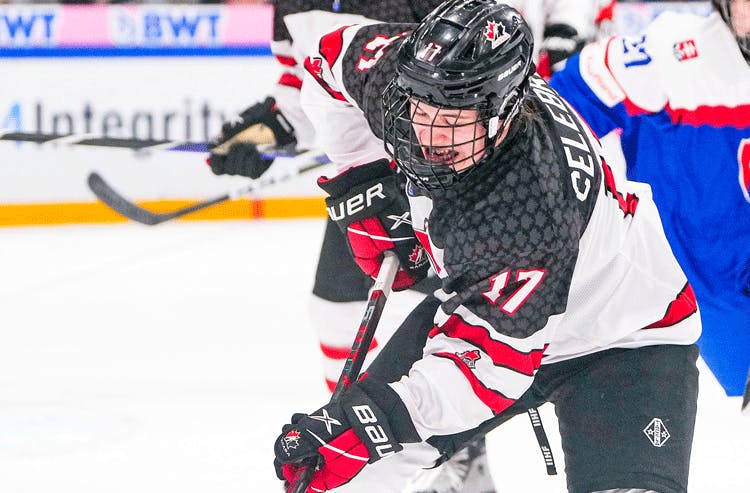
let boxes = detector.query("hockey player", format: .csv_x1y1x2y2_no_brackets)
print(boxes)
273,1,702,492
206,0,610,394
550,0,750,399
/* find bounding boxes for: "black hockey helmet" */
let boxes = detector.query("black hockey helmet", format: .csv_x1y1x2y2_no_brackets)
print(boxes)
383,0,534,190
712,0,750,61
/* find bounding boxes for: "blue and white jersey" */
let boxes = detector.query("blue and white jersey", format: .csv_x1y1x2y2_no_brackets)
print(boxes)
551,11,750,396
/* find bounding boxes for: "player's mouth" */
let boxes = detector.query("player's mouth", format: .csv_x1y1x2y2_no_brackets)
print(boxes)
423,147,459,164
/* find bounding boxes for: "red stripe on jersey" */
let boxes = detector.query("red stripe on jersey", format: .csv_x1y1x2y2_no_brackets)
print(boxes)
319,25,350,68
304,56,348,102
275,55,297,67
414,229,441,274
602,160,639,216
645,283,698,329
434,352,516,414
278,72,303,90
428,315,546,376
320,339,378,360
666,103,750,128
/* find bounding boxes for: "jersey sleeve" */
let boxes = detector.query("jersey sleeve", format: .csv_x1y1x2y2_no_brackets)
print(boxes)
300,23,414,171
549,29,668,139
270,7,384,149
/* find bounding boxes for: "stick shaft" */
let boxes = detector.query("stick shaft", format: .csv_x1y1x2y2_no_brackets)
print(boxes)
87,150,330,225
288,253,399,493
0,131,332,165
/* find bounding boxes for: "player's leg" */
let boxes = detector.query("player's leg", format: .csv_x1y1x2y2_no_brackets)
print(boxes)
541,344,699,493
310,218,375,391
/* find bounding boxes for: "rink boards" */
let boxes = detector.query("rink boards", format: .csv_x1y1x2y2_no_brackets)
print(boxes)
0,2,710,226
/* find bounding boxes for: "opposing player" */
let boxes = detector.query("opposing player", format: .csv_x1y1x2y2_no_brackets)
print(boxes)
273,1,702,492
550,0,750,400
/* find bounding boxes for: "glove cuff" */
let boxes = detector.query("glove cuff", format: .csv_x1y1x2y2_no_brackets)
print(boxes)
357,377,421,443
318,159,394,198
341,383,404,463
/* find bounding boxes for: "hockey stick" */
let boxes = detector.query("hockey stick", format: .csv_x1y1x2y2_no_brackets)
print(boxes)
0,130,315,159
287,252,400,493
88,149,330,226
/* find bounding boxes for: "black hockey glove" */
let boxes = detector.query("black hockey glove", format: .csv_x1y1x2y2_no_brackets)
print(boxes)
318,159,430,291
274,384,402,492
207,97,296,179
539,24,585,77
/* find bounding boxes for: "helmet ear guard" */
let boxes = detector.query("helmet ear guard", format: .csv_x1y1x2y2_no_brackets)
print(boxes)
382,0,535,190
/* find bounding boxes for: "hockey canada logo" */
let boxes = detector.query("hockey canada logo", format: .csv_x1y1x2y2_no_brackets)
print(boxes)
643,417,670,447
281,429,301,456
483,20,510,49
408,244,426,266
738,138,750,203
673,39,699,61
457,350,481,369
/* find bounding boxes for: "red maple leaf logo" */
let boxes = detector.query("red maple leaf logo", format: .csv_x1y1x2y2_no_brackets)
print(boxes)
457,350,481,369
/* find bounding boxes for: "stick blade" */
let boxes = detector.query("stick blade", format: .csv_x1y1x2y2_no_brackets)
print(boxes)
87,172,166,225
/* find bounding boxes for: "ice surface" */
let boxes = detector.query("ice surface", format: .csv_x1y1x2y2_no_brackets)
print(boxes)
0,220,747,492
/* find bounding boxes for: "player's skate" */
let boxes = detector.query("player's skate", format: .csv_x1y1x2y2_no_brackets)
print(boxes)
403,437,496,493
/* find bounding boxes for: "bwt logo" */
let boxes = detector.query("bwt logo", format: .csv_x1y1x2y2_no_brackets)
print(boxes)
0,10,56,46
111,8,223,46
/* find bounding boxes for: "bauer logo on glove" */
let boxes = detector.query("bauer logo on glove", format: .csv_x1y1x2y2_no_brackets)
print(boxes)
318,159,431,290
325,182,387,221
273,384,403,492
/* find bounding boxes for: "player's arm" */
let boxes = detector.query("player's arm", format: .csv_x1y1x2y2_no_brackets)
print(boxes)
302,23,431,291
300,22,414,172
206,7,378,179
549,28,667,139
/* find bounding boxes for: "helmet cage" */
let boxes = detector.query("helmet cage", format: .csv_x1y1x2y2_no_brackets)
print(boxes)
713,0,750,60
381,0,534,190
383,77,524,190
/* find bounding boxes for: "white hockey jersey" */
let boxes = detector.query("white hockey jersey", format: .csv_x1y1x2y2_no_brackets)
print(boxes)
301,21,700,439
